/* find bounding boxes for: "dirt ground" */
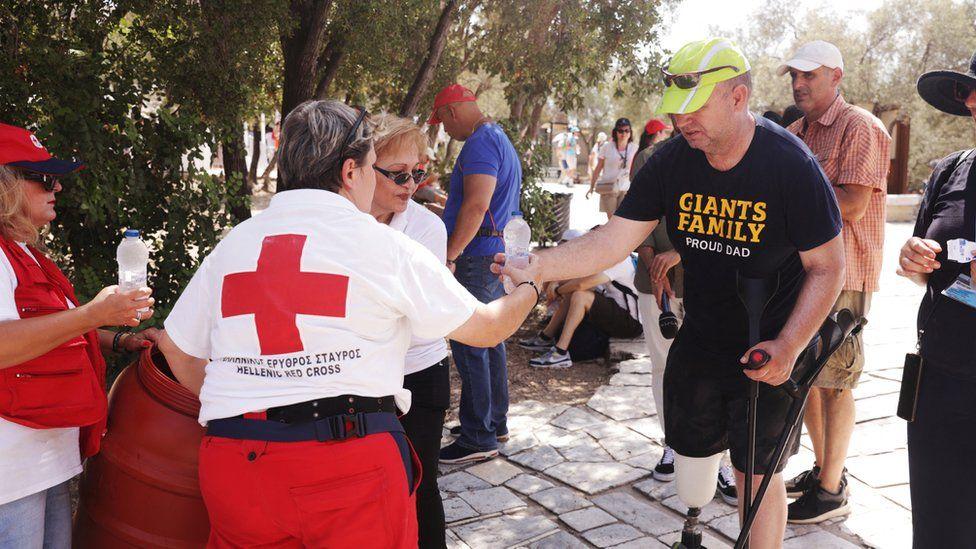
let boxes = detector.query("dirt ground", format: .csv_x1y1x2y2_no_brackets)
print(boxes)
446,305,613,425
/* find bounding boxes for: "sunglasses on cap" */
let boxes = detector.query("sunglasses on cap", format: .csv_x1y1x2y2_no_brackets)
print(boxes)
952,81,975,103
21,172,59,192
374,166,427,186
333,106,370,172
661,65,741,90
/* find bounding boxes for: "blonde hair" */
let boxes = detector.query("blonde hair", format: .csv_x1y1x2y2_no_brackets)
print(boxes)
0,166,40,246
372,114,428,161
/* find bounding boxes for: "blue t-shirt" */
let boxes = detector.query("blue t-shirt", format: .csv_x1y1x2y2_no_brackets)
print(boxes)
616,116,842,356
443,123,522,257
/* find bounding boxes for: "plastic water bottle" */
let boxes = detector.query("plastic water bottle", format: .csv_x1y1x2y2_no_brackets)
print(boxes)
503,211,531,294
117,229,150,312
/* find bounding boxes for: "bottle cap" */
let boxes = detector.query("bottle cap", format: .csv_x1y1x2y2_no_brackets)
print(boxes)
511,210,522,216
123,229,140,238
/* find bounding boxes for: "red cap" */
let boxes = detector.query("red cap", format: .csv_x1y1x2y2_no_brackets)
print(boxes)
0,123,83,175
427,84,477,125
644,118,670,135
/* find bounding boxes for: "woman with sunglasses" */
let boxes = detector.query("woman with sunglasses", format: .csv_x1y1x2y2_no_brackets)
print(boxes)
0,123,157,547
587,118,637,219
369,113,450,548
897,53,976,548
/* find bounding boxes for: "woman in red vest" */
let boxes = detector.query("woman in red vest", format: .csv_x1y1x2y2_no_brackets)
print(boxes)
0,123,158,548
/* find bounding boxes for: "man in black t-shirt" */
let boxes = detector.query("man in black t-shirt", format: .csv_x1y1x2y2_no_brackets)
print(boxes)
514,38,845,546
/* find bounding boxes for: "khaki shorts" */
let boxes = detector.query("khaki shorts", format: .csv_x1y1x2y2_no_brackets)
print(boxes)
599,190,627,214
814,290,872,390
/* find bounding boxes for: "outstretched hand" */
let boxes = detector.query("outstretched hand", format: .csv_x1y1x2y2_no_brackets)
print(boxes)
491,252,543,289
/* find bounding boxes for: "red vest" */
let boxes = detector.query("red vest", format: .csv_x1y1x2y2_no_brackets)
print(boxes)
0,237,107,457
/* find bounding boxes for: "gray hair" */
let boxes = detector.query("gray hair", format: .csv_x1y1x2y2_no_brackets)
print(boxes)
277,100,373,193
722,71,753,93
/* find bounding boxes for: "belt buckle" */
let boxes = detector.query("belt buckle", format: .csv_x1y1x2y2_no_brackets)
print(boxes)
326,412,367,441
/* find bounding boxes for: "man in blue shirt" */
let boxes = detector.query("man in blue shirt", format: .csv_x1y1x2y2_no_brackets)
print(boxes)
429,84,522,464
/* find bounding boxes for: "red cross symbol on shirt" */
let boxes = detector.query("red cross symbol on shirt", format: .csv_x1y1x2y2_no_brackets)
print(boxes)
221,234,348,355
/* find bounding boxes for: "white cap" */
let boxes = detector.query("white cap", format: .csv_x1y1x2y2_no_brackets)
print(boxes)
777,40,844,76
560,228,584,242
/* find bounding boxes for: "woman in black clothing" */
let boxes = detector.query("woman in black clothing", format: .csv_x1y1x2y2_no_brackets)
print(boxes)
897,51,976,548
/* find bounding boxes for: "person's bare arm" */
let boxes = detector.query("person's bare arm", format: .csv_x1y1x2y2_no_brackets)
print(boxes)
587,158,605,198
554,273,609,296
157,331,208,396
740,234,846,386
832,184,873,222
449,257,541,347
534,216,656,283
446,173,496,262
0,287,154,369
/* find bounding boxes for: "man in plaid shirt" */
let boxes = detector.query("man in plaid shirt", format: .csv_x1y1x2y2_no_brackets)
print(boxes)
780,40,891,524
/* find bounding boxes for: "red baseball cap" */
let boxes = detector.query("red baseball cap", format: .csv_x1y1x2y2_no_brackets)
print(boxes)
644,118,671,135
427,84,477,125
0,122,83,175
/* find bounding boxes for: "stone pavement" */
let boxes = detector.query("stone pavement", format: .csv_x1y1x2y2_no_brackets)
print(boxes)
440,194,920,547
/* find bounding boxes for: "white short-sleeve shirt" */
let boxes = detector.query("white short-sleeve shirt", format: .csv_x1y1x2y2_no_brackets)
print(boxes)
0,243,81,505
165,190,479,424
598,142,638,191
600,257,640,322
389,200,451,375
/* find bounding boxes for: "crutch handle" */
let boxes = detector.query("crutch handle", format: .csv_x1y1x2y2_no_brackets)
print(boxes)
745,349,770,369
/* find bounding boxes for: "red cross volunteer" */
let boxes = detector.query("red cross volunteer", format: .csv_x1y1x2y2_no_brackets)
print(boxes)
158,100,540,548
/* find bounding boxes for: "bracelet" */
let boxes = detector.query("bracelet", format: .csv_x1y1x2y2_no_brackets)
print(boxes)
112,329,132,353
517,280,542,301
446,258,456,266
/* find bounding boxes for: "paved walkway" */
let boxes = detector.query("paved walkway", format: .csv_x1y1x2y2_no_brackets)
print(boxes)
440,186,919,548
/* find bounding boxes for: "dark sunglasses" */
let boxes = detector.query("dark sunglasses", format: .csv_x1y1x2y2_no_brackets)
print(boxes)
373,166,427,186
953,81,974,103
333,106,370,172
616,128,632,133
661,65,741,89
22,172,59,192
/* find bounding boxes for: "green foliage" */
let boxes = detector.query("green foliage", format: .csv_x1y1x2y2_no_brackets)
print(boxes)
496,121,560,245
0,1,279,318
718,0,976,189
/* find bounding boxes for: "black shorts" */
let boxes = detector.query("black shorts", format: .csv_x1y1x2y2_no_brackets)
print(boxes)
663,334,801,474
588,292,642,339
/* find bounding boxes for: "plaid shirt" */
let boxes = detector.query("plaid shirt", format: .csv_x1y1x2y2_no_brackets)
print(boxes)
788,95,891,292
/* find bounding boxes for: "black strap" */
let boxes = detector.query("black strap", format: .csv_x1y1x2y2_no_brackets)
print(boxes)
206,411,403,443
915,148,975,346
609,280,640,319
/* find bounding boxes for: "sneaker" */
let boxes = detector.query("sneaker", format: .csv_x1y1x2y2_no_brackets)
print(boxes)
653,446,675,481
438,441,499,464
529,347,573,369
717,464,738,505
448,425,510,442
787,480,851,524
785,465,820,498
518,333,554,352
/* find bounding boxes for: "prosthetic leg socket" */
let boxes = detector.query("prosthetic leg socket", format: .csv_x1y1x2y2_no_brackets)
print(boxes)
671,453,723,548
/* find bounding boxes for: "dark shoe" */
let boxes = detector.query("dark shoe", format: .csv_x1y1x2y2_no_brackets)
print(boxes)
787,481,851,524
518,333,554,352
653,446,675,481
449,425,510,442
438,441,498,464
785,465,820,498
716,464,737,505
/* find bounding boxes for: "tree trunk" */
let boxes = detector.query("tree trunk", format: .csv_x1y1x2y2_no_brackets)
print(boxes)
523,100,545,141
280,0,333,120
248,122,261,186
314,38,346,100
221,133,251,222
399,0,459,117
261,149,279,191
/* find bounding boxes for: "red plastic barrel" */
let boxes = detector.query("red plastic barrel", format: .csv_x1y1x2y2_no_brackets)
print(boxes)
73,347,209,548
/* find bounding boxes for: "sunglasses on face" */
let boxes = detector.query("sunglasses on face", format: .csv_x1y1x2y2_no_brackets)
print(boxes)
953,81,974,103
661,65,741,89
374,166,427,186
616,128,631,134
22,172,59,192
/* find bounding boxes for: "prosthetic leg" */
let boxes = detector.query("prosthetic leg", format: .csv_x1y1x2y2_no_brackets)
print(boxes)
671,454,723,548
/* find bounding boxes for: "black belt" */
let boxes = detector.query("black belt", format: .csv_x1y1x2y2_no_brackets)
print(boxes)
476,228,503,238
263,394,396,424
207,411,403,443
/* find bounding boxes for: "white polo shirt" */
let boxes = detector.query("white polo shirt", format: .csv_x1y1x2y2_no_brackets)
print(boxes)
165,190,479,424
389,200,450,375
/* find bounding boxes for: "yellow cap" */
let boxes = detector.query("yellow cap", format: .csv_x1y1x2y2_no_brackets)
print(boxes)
657,38,751,115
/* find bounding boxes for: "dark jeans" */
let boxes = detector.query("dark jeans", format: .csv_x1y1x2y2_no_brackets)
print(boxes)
450,255,508,451
402,358,450,549
908,363,976,548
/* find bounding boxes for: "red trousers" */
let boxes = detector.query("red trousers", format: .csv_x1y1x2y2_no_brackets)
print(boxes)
199,432,419,548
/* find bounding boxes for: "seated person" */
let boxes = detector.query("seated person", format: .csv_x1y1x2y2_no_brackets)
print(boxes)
521,234,641,369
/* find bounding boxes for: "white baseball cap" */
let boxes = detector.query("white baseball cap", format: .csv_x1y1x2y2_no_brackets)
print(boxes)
777,40,844,76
